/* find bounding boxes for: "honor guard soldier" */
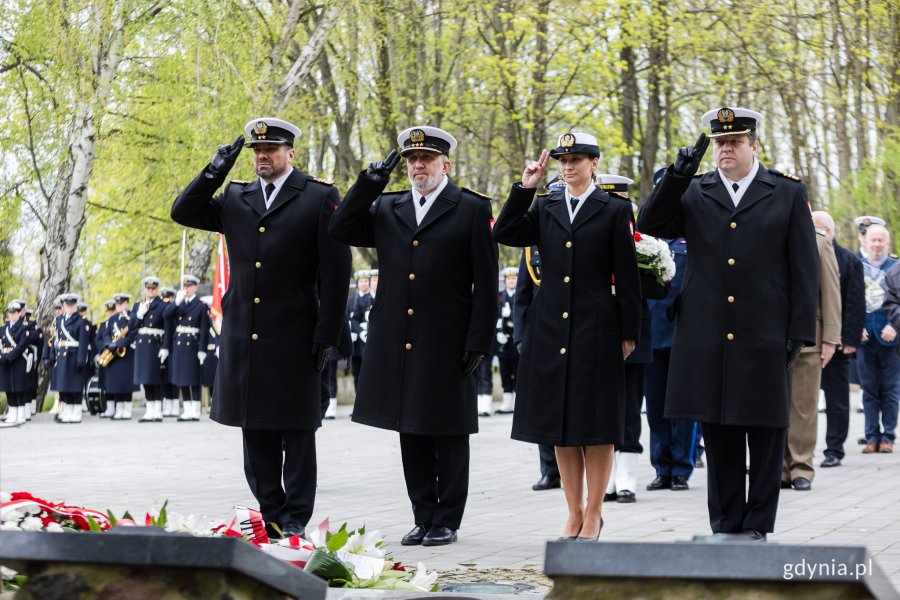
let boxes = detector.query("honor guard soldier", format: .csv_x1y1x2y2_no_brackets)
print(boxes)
200,296,220,407
495,267,519,414
100,293,137,420
158,287,180,416
1,300,33,425
96,300,118,417
347,269,375,392
638,107,818,541
172,117,351,538
331,125,499,546
23,307,42,419
124,276,169,422
44,295,63,417
163,275,209,421
52,294,91,423
77,302,97,401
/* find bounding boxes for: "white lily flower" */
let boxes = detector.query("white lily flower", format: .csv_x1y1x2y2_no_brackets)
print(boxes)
46,521,64,533
20,516,44,531
1,565,17,580
344,529,385,558
0,521,21,531
1,508,25,524
408,561,438,592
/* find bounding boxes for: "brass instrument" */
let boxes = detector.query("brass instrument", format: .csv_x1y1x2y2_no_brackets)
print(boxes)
98,325,129,367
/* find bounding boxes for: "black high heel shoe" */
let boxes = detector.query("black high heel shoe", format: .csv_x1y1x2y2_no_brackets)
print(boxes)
555,523,583,541
574,518,603,542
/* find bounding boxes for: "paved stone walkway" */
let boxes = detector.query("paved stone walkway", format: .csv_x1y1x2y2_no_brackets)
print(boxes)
1,390,898,592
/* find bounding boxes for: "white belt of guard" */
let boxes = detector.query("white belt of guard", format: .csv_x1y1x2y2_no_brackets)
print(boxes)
176,326,200,334
138,327,165,336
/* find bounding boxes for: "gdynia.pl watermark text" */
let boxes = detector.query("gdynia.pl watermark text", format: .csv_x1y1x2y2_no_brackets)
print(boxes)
783,558,873,580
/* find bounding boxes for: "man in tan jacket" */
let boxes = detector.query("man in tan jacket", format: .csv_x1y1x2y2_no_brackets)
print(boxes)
783,211,842,490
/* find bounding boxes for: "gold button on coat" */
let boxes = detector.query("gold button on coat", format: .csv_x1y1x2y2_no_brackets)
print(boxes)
727,333,734,341
562,312,569,319
259,226,266,233
727,296,734,303
252,334,258,340
563,276,571,283
255,261,262,268
405,343,412,350
565,241,572,248
728,258,735,265
412,240,419,247
254,297,260,304
730,222,736,229
560,348,567,354
407,309,414,315
409,274,416,280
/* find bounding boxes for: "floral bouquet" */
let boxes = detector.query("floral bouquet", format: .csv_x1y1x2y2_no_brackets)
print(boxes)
634,232,676,285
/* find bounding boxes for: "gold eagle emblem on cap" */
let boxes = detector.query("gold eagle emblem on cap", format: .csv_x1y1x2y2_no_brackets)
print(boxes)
560,133,576,148
410,129,426,143
253,121,268,139
717,108,735,123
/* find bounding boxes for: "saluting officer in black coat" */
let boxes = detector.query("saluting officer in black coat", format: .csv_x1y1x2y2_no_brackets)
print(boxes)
52,294,91,423
163,275,210,422
638,107,819,541
330,126,499,547
493,133,642,541
123,277,169,422
172,117,351,540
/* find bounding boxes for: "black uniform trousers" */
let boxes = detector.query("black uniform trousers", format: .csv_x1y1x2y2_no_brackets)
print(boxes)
498,357,518,393
476,359,492,395
399,433,469,530
179,385,201,401
702,422,786,533
144,384,163,401
617,364,645,454
242,428,317,529
821,351,850,460
645,348,697,479
538,444,560,478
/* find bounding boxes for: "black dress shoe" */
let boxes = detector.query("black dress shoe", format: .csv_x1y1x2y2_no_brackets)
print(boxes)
401,525,428,546
820,455,841,468
281,522,306,538
791,477,811,491
532,474,561,491
422,526,457,546
670,476,689,491
265,522,282,540
858,436,868,445
603,492,617,502
616,490,636,503
742,529,767,542
646,476,672,491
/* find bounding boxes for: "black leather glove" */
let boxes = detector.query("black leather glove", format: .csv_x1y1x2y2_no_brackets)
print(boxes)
312,343,329,374
363,149,401,184
786,339,804,370
671,133,709,177
462,352,486,376
208,134,245,178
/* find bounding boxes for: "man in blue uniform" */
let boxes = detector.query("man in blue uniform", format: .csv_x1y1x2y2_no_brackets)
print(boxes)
102,293,137,420
164,275,209,422
1,300,33,425
158,287,180,417
51,294,91,423
95,300,117,418
23,308,42,420
495,267,519,414
347,269,375,393
126,277,169,422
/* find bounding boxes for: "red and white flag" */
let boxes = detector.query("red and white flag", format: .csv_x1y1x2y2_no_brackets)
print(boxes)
211,233,229,331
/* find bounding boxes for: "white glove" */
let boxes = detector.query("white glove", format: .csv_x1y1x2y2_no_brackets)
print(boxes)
136,303,148,319
364,310,370,321
497,332,509,345
360,322,368,331
25,353,34,373
175,289,185,305
351,332,358,342
93,354,101,367
360,330,368,343
215,346,219,358
198,351,207,365
158,348,169,363
501,303,511,317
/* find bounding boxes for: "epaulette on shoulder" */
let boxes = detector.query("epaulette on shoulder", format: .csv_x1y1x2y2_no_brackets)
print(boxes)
608,192,630,202
693,171,708,178
536,191,551,197
768,168,801,181
309,176,333,186
381,190,406,196
892,253,898,259
461,187,490,200
229,180,250,185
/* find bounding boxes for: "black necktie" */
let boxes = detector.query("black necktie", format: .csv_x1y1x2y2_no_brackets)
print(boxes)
265,183,275,205
570,197,579,211
419,194,427,207
732,182,739,192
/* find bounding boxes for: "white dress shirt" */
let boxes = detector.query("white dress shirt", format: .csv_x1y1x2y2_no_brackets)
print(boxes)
718,159,759,207
411,176,450,225
565,182,597,223
260,169,293,210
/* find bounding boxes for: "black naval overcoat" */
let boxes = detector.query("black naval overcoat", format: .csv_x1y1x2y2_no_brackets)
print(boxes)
50,313,90,394
329,174,499,436
163,297,209,387
124,297,168,385
0,319,32,393
172,166,351,430
203,322,219,390
492,184,642,446
25,320,42,394
637,165,818,428
101,312,138,394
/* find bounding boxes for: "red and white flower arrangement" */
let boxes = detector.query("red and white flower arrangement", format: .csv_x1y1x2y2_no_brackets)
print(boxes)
634,231,676,285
